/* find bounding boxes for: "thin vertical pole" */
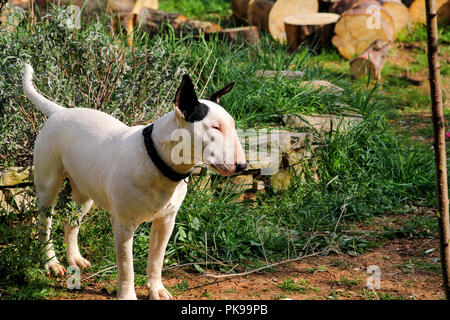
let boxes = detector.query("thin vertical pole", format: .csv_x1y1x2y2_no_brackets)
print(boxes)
425,0,450,299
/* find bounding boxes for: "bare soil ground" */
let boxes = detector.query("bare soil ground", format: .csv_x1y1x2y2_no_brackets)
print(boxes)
50,236,443,300
51,212,444,300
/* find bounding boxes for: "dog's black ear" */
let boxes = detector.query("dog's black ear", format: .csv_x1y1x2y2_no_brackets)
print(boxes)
207,81,235,104
175,74,199,112
174,75,208,122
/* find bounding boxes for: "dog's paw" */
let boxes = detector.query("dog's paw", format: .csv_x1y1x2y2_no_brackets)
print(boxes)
147,280,172,300
117,292,138,300
45,260,66,276
68,255,92,270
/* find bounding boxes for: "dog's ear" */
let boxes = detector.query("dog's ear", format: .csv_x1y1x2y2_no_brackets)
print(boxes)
174,75,208,122
175,74,199,113
207,81,235,104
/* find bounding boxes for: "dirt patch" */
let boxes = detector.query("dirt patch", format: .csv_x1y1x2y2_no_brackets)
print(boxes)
51,237,444,300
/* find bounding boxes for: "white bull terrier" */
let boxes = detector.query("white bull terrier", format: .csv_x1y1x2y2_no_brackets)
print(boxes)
22,63,247,300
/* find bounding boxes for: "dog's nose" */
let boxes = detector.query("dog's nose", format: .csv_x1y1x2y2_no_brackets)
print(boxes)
235,162,247,173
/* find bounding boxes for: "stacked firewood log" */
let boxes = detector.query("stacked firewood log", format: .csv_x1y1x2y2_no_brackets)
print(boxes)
403,0,449,24
232,0,449,79
6,0,450,80
6,0,261,47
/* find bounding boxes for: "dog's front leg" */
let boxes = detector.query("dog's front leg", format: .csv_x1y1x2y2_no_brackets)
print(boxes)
146,213,176,300
111,215,138,300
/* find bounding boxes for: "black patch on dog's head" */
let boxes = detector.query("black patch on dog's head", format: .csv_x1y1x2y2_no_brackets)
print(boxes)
207,81,235,104
175,74,209,122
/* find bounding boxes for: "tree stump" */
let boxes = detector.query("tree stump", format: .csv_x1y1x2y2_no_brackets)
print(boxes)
284,13,340,51
268,0,319,43
331,1,395,59
350,39,392,80
330,0,397,37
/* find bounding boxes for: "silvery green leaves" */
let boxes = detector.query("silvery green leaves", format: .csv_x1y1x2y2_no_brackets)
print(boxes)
0,5,188,167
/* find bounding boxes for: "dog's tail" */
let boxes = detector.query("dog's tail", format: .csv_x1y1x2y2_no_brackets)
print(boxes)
22,63,65,117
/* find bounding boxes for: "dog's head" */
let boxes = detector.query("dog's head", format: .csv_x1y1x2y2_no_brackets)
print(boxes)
172,74,247,176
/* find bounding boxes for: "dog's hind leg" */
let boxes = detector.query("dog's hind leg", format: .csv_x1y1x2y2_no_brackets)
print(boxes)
35,168,66,276
64,178,93,270
34,132,67,276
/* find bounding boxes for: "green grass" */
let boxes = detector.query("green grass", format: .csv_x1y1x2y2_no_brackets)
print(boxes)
305,265,327,274
333,276,362,288
169,279,190,296
159,0,231,21
397,23,450,44
0,5,441,299
399,258,442,275
385,24,450,113
360,289,404,300
381,215,438,239
310,24,450,118
276,278,318,294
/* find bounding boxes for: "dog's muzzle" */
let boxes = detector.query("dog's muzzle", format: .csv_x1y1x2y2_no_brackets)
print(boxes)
235,162,247,173
208,162,247,176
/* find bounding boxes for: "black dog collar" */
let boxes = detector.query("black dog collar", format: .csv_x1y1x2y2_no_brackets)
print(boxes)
142,124,192,182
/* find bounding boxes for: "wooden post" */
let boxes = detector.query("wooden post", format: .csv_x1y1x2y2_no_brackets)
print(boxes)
425,0,450,300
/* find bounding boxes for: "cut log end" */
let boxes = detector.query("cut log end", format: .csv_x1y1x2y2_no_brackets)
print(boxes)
350,58,379,79
378,0,412,34
350,39,392,80
408,0,448,24
332,3,395,59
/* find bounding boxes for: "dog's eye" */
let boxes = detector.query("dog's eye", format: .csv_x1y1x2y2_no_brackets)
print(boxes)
212,126,221,131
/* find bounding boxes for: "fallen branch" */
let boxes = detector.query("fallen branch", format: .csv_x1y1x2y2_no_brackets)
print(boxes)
403,68,425,86
204,250,324,279
81,264,117,282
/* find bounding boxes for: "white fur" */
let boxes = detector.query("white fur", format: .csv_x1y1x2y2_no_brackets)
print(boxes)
23,63,245,300
22,64,65,116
